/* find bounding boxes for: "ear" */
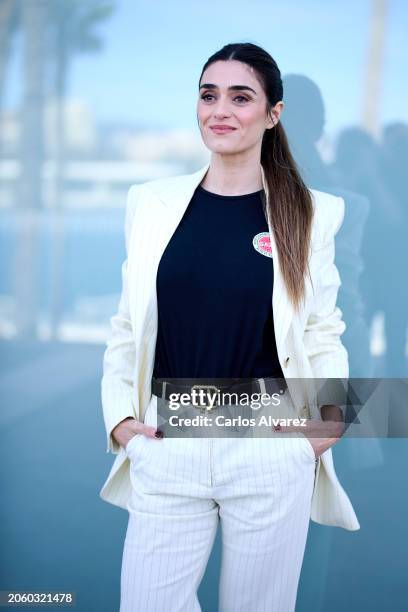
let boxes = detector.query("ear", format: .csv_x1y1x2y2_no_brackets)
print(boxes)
273,100,285,124
265,110,275,130
266,112,277,130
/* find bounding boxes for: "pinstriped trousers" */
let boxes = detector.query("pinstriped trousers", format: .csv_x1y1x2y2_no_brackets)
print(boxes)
120,392,317,612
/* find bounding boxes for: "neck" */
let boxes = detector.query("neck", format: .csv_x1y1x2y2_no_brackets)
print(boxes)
200,156,263,196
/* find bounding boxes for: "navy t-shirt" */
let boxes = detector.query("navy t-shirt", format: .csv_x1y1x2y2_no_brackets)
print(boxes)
152,183,284,379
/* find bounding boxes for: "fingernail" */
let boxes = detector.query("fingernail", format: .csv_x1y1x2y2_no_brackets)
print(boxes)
155,430,164,439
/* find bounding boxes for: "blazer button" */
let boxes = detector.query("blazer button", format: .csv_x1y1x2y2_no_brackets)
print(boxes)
284,356,290,368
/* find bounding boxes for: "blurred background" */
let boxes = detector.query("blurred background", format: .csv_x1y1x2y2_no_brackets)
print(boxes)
0,0,407,610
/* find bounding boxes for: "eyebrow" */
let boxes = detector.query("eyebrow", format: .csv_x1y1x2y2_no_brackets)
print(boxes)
199,83,257,95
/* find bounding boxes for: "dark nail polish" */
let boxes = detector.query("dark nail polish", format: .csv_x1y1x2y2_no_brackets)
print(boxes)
155,430,164,439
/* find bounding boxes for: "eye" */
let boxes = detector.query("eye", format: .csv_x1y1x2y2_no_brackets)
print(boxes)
200,93,250,103
234,95,249,103
200,93,214,101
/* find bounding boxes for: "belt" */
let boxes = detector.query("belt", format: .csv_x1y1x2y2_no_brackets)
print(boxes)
151,376,287,413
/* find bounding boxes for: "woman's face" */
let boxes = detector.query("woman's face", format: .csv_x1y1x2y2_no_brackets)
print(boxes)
197,60,278,156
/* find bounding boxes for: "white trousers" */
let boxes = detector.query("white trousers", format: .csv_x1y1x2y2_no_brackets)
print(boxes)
120,392,317,612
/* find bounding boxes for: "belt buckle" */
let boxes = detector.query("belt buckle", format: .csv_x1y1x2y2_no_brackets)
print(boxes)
191,384,220,414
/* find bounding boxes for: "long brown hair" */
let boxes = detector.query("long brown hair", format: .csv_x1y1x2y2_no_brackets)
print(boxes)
198,42,314,312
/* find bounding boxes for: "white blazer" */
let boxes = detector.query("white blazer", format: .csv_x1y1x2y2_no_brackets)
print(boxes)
99,162,360,531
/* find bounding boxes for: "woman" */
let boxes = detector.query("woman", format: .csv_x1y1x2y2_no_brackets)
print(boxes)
100,42,360,611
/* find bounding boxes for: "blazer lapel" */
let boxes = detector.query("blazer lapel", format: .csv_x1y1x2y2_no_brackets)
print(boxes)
127,164,215,412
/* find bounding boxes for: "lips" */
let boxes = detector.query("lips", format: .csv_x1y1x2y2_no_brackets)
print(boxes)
210,126,236,134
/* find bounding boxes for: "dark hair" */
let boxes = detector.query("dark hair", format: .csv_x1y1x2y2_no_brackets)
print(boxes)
198,42,314,312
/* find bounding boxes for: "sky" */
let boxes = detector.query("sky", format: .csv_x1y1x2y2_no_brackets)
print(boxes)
4,0,408,138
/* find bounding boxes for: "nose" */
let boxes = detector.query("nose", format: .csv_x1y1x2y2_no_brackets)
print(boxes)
213,96,231,119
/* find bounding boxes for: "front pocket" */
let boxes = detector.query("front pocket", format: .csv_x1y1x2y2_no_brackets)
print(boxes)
300,435,317,462
125,433,144,457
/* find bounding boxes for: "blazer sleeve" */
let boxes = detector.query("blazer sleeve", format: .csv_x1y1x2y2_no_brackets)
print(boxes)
303,196,349,414
101,184,140,454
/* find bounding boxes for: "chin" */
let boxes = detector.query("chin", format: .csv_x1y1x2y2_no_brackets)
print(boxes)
205,141,239,154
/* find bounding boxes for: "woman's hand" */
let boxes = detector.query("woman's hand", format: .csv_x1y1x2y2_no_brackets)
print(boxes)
112,417,162,450
274,405,345,459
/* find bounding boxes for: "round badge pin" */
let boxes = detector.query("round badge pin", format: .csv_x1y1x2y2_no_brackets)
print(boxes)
253,232,272,258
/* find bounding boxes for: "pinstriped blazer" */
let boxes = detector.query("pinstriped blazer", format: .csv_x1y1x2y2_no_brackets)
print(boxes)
99,162,360,531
